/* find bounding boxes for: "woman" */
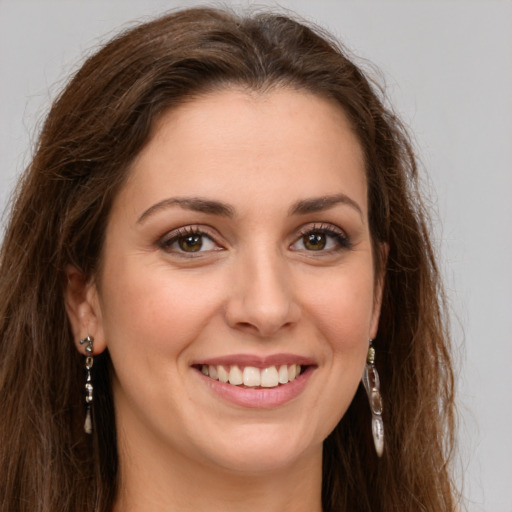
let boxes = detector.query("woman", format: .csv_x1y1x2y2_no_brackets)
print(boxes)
0,7,457,512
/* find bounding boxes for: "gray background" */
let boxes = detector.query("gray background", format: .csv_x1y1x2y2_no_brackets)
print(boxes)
1,1,511,510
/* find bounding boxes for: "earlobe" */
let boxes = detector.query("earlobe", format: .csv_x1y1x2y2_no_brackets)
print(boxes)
64,265,107,355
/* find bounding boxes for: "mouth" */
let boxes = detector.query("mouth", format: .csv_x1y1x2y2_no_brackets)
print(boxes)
195,363,305,389
191,354,316,408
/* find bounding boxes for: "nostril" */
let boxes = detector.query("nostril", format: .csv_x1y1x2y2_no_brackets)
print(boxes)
234,321,265,335
224,285,301,337
233,319,296,337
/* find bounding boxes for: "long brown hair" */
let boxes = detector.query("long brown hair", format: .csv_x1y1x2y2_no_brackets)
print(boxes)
0,7,457,511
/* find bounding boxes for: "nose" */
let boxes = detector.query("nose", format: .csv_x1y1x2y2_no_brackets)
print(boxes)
224,249,301,338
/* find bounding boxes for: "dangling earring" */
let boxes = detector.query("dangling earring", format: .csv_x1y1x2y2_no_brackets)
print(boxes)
79,335,94,434
362,339,384,457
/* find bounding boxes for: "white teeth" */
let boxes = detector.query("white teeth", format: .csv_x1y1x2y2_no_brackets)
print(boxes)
200,363,304,388
208,365,218,380
261,366,279,387
278,365,289,384
243,366,261,387
228,365,243,385
217,365,229,383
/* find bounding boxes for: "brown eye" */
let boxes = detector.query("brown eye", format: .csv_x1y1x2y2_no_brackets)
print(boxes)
178,234,203,252
290,225,351,253
160,228,220,255
303,232,326,251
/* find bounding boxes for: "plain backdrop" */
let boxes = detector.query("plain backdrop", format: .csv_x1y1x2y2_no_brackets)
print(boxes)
1,1,511,510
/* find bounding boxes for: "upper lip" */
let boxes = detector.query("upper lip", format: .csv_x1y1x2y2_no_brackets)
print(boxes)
191,353,316,368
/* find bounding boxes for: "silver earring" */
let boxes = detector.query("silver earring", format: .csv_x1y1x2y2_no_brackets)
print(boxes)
362,339,384,457
79,335,94,434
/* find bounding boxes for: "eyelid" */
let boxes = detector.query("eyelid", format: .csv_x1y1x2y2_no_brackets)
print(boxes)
295,222,346,238
158,225,224,256
291,222,352,251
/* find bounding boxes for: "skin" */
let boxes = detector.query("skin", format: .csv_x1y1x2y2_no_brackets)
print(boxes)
66,87,384,512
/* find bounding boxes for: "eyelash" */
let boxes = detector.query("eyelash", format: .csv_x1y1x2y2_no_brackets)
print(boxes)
158,226,220,257
158,223,352,256
292,223,352,253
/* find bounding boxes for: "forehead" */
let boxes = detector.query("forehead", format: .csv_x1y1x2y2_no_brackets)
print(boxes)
118,87,367,217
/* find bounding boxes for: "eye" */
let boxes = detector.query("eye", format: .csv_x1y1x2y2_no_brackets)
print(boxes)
290,224,351,252
302,232,329,251
159,227,221,255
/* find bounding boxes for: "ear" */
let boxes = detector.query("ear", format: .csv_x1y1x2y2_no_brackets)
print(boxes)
65,265,107,355
369,242,389,340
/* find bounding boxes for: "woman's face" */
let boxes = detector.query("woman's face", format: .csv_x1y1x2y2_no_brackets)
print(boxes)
77,88,383,474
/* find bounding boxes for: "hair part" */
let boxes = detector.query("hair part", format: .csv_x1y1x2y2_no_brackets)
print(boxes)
0,7,456,511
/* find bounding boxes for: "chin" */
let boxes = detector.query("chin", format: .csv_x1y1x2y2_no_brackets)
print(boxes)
191,422,323,475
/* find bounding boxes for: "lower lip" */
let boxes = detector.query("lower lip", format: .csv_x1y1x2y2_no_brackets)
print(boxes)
196,367,315,409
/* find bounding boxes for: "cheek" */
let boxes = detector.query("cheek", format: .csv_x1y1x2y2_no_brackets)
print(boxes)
301,267,376,351
98,260,225,357
298,266,374,422
310,275,373,400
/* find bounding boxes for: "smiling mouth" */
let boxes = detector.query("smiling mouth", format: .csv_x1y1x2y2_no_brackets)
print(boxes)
196,364,304,389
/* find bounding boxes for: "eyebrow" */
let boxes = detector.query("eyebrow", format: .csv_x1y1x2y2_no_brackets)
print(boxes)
137,193,363,224
289,194,363,220
137,197,235,223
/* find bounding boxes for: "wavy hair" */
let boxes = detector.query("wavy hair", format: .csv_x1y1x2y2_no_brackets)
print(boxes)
0,7,456,511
